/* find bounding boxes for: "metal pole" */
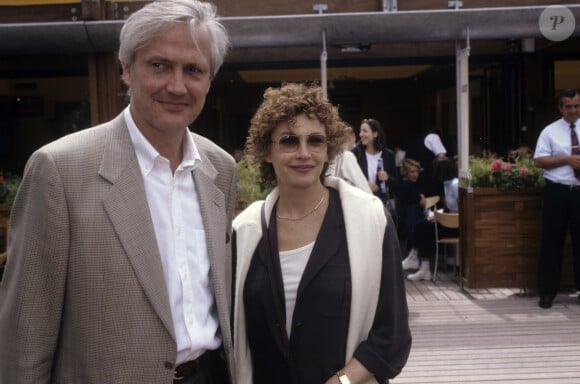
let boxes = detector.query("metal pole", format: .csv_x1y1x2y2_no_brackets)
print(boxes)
321,30,328,99
313,4,329,99
456,28,471,187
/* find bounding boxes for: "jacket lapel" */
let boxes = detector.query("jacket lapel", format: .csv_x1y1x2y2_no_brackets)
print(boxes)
191,142,233,347
99,114,175,339
192,160,227,304
296,190,343,299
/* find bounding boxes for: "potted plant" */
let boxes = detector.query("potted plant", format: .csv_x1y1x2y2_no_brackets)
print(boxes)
460,156,544,191
0,172,19,269
0,172,21,216
235,157,272,215
457,156,573,289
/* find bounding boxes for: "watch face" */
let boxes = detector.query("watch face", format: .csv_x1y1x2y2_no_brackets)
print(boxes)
337,372,351,384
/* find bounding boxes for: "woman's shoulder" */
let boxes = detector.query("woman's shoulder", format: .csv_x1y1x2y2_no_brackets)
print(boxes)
233,200,263,230
329,178,385,215
382,148,395,156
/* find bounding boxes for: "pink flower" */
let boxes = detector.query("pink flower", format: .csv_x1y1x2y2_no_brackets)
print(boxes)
503,163,513,171
491,159,503,172
519,167,529,178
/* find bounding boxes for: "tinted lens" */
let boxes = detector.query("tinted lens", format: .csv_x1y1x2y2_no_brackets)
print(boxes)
278,135,301,152
307,134,327,151
275,134,327,152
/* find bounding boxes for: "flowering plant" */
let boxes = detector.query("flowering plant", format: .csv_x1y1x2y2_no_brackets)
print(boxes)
0,172,21,208
235,157,272,212
461,156,544,191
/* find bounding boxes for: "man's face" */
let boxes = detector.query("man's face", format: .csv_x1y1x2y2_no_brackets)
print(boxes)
121,23,212,139
559,94,580,124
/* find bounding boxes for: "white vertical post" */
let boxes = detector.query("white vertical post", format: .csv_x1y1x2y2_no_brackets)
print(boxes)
456,32,471,185
321,31,328,99
313,4,328,99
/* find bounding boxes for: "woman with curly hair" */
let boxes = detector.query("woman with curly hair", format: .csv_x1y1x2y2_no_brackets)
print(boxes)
232,83,411,384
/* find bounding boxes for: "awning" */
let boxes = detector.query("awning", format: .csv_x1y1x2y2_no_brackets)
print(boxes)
0,5,579,56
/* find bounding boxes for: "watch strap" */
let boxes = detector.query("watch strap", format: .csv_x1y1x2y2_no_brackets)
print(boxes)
336,370,351,384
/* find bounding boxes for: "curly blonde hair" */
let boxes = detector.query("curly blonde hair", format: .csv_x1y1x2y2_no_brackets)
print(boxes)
401,158,421,179
245,83,348,185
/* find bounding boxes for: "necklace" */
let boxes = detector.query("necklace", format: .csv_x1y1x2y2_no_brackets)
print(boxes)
276,192,326,221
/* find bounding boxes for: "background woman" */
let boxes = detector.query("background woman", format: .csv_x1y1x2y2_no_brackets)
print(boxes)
232,83,411,384
352,118,399,217
402,157,459,281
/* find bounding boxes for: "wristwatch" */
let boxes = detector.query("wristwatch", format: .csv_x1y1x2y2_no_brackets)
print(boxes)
336,370,351,384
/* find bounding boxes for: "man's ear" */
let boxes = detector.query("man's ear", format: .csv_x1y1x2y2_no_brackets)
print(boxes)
120,62,132,88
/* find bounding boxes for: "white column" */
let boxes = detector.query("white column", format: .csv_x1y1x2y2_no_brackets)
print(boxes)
456,38,471,187
320,31,328,99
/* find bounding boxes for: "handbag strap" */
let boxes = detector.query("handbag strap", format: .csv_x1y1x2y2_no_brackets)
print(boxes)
260,203,298,384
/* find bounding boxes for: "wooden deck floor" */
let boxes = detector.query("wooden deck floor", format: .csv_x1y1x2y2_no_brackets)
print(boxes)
393,272,580,384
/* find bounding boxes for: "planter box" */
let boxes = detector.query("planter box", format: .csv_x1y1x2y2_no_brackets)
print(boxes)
459,187,574,289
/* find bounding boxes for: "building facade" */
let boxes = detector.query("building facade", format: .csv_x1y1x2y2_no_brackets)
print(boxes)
1,0,579,174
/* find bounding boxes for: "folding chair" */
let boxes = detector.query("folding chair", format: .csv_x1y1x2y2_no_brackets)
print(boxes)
433,210,459,282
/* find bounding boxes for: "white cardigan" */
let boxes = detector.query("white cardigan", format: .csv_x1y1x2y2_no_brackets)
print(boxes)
232,177,387,383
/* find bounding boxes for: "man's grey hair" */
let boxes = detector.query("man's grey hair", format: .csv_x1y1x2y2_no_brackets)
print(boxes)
118,0,229,78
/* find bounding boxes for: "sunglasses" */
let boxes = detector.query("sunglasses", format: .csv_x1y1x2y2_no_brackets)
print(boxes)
272,133,327,153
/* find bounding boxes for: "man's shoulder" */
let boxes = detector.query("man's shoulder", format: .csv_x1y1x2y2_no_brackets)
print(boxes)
41,120,114,155
541,118,565,133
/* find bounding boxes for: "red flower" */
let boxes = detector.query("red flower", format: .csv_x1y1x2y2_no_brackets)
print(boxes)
0,175,4,183
519,167,529,178
503,162,513,171
490,159,503,172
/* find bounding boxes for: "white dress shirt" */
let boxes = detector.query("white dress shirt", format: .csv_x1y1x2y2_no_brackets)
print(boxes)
124,108,221,364
534,117,580,185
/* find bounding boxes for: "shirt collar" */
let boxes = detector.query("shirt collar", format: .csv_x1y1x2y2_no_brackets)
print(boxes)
123,107,201,175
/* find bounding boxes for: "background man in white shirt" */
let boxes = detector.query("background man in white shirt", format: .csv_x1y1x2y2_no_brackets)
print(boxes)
534,88,580,309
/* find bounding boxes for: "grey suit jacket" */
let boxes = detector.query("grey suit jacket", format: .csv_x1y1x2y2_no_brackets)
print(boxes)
0,112,236,383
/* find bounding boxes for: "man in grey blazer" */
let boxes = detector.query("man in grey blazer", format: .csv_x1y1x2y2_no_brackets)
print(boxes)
0,1,236,383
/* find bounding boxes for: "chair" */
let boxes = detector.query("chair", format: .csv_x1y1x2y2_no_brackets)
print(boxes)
424,195,440,210
433,210,459,282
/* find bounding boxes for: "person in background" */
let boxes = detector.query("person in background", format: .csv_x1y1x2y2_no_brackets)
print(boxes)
438,157,459,213
398,158,428,278
405,131,447,197
486,143,507,160
327,125,372,193
344,124,357,150
232,83,411,384
0,1,236,383
517,143,534,160
393,144,406,172
404,157,459,281
533,88,580,309
352,118,399,216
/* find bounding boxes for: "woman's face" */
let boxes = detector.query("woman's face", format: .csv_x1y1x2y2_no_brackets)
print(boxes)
359,122,377,147
405,165,420,182
266,114,328,191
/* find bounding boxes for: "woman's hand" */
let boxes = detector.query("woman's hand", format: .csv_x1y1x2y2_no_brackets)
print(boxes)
377,170,389,182
323,358,373,384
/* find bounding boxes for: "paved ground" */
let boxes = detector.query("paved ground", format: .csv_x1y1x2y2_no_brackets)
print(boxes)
393,272,580,383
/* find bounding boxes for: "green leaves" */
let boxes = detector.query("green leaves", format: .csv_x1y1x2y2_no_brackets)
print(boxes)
461,156,544,191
